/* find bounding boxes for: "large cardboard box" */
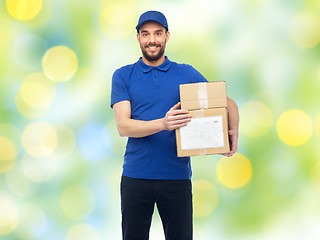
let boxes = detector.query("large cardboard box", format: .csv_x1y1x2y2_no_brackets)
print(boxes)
176,81,230,157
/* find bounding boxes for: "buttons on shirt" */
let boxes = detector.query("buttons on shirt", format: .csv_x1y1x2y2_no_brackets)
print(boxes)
152,68,160,87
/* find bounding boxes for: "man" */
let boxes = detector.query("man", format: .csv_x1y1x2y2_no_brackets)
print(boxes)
111,10,239,240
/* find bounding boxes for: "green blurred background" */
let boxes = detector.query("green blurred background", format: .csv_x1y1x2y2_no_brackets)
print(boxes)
1,0,320,239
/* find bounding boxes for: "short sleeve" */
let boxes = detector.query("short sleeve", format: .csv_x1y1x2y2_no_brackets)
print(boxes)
110,69,130,108
189,65,208,83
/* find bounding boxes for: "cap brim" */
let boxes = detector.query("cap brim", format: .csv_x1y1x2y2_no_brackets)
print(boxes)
136,20,167,32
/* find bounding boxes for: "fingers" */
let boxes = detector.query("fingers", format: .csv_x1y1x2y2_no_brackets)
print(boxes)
169,102,190,117
172,118,191,125
169,102,189,113
165,114,191,131
164,103,192,131
167,112,191,121
228,129,237,136
221,130,238,157
170,102,181,111
221,147,236,157
221,143,237,157
221,151,235,157
170,121,190,130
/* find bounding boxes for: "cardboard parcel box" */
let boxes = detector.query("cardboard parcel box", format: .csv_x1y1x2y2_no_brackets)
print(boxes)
176,81,230,157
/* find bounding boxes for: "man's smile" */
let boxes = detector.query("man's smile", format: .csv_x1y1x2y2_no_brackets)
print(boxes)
146,45,160,51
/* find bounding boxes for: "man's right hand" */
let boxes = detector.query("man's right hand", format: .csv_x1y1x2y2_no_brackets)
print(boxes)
162,102,191,131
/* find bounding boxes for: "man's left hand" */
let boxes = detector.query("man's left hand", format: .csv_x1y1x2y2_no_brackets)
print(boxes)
221,129,238,157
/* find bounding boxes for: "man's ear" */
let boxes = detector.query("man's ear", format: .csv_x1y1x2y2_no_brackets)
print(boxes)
137,33,141,44
166,31,170,42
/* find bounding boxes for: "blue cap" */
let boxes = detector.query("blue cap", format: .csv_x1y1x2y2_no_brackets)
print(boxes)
136,11,168,33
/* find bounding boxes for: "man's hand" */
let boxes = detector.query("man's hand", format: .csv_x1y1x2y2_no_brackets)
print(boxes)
163,102,191,131
219,97,239,157
221,130,238,157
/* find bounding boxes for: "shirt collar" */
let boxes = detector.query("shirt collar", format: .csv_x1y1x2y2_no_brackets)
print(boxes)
137,56,172,73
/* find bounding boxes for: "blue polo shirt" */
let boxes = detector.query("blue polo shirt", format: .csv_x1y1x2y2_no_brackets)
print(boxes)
111,57,207,180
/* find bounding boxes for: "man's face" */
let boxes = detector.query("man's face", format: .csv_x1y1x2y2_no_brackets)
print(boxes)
137,21,170,62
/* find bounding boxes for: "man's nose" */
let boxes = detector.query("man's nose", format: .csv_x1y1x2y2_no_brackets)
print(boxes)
149,34,155,43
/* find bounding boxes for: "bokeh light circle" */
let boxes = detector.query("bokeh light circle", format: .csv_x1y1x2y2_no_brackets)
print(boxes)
276,109,312,146
193,180,218,217
6,167,38,197
6,0,42,21
53,125,76,160
22,121,58,158
217,153,252,189
65,224,101,240
60,184,95,220
21,154,60,182
15,92,48,119
0,136,16,173
14,204,47,239
289,12,320,48
42,46,78,82
0,197,19,235
15,72,55,119
99,3,135,40
240,100,273,137
78,124,110,162
19,72,56,109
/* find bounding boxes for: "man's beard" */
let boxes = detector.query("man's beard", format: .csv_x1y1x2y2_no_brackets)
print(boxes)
141,41,166,62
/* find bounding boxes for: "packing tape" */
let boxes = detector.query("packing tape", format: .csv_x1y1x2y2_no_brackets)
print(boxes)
197,82,208,109
194,109,204,118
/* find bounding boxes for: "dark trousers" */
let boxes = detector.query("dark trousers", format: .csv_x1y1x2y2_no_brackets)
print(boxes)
121,176,193,240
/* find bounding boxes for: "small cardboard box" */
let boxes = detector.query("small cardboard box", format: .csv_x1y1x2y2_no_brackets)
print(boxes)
176,81,230,157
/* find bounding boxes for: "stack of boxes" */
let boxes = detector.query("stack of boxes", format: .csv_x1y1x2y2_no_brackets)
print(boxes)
176,81,230,157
